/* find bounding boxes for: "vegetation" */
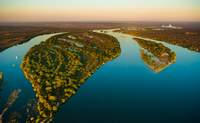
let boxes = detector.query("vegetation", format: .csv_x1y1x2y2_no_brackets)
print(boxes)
134,38,176,73
116,28,200,52
0,22,123,52
0,26,58,52
21,31,121,122
1,22,199,52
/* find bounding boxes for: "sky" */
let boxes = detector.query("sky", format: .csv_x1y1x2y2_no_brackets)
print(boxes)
0,0,200,22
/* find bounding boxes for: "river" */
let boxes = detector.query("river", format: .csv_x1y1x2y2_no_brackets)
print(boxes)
0,31,200,123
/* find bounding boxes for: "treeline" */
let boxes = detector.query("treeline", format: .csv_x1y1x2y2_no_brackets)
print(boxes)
118,28,200,52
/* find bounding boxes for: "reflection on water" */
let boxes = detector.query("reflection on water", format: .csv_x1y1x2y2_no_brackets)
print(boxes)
0,72,4,91
21,32,121,122
0,89,21,123
135,38,176,73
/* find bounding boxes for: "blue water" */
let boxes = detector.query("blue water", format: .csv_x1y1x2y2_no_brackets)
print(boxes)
0,33,61,120
1,31,200,123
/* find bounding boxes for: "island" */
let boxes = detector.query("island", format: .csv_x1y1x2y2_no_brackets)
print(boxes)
21,31,121,122
115,27,200,52
134,38,176,73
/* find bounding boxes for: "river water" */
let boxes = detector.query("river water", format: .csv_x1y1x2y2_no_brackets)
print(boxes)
0,31,200,123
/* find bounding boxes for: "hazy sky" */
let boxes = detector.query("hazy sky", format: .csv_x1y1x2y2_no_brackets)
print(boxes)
1,0,200,22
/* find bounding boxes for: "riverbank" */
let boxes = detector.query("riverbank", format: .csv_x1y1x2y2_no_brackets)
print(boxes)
0,26,73,52
115,28,200,52
0,22,123,52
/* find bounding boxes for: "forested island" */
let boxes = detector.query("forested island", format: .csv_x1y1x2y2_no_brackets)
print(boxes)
134,38,176,72
115,28,200,52
21,31,121,122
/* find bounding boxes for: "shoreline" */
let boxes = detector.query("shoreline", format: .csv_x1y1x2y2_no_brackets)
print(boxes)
114,29,200,53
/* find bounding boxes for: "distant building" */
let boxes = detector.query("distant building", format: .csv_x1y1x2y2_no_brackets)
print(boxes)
161,24,182,29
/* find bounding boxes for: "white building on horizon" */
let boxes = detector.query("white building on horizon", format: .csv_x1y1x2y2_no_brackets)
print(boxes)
161,24,183,29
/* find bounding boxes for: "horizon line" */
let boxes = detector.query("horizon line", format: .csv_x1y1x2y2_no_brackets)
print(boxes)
1,20,200,24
